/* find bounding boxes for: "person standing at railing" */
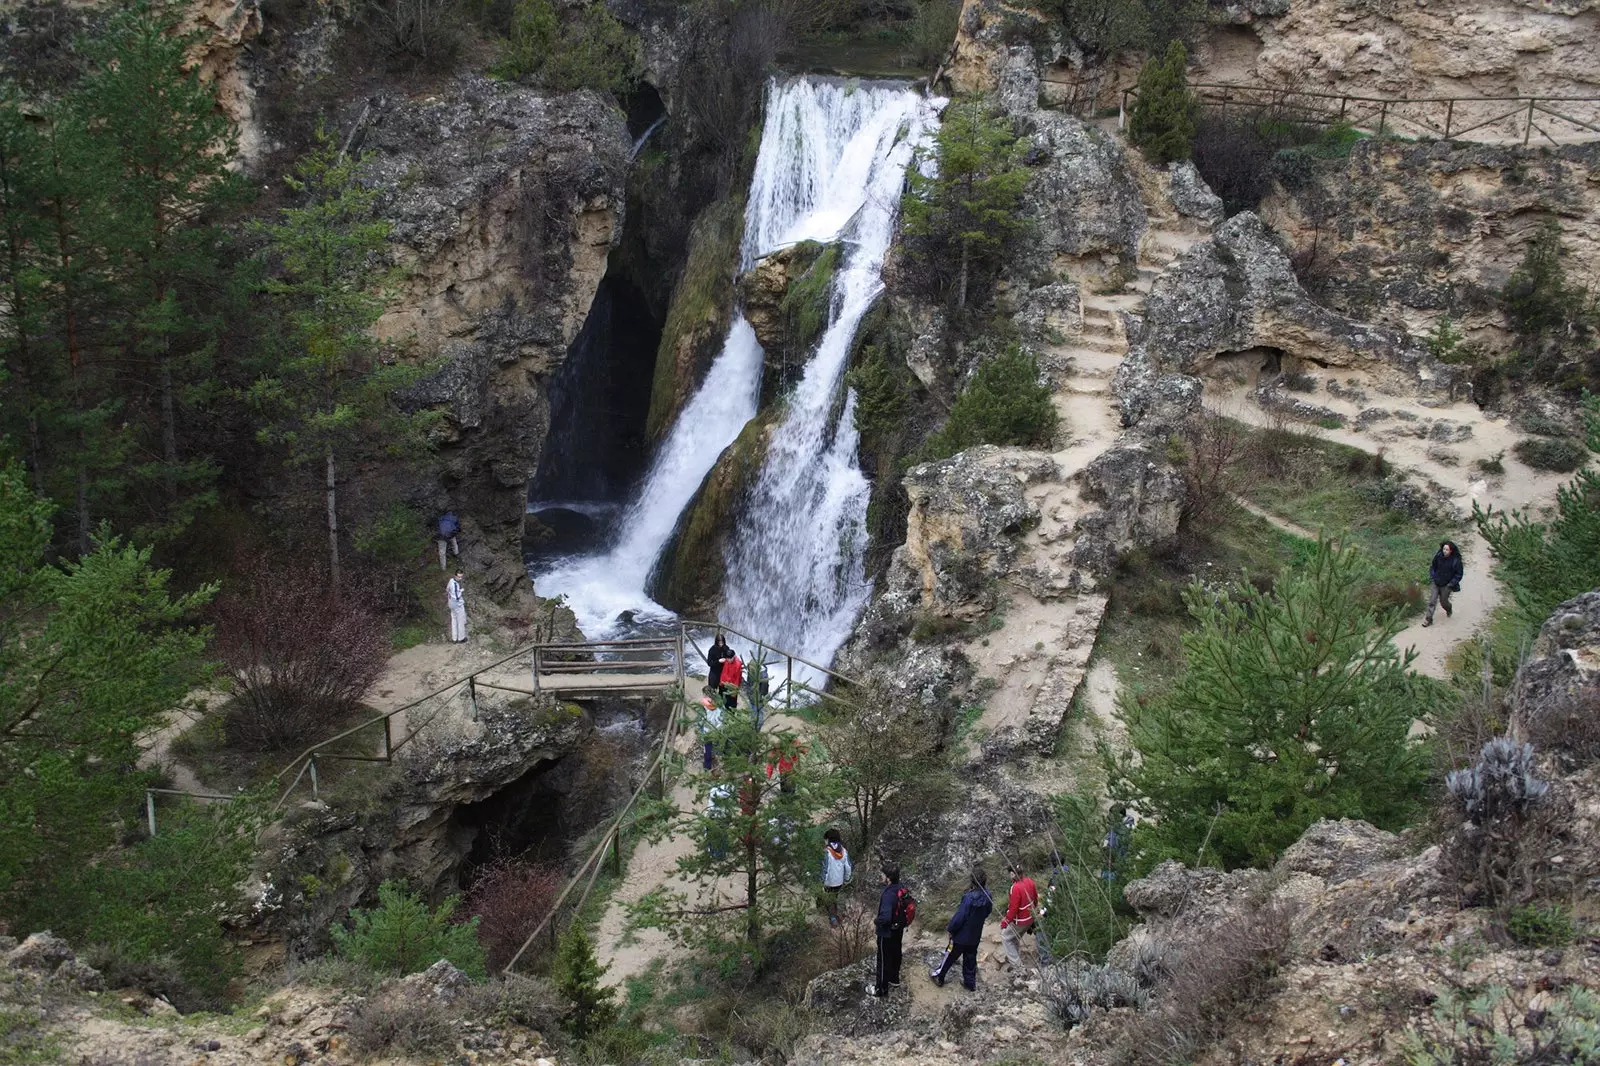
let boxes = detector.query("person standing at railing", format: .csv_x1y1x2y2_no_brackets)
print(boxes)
707,632,733,694
719,650,744,711
447,570,468,643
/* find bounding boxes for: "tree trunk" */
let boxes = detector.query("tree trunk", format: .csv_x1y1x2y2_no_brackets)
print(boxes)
160,355,178,491
326,447,341,589
745,835,760,943
75,467,90,556
957,241,970,310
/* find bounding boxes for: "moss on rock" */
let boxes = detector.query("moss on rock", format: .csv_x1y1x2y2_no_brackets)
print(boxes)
646,194,746,442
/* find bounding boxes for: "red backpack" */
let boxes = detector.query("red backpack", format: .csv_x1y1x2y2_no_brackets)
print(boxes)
891,886,916,929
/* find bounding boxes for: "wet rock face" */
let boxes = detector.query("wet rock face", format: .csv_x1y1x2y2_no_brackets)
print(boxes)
369,77,629,564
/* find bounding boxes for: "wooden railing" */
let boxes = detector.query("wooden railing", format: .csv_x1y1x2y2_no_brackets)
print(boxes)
1119,82,1600,146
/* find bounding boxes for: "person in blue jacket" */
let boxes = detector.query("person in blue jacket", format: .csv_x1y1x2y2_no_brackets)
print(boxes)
1422,540,1464,627
871,865,908,997
931,867,994,991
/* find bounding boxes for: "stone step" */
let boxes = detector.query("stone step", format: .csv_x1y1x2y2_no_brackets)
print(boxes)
1080,321,1118,338
1081,305,1121,321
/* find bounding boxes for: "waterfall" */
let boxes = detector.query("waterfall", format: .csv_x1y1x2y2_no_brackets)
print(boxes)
720,82,936,669
534,77,937,660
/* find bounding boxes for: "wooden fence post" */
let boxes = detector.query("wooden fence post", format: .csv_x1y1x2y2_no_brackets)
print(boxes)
1377,100,1388,137
1524,99,1536,146
1444,99,1454,139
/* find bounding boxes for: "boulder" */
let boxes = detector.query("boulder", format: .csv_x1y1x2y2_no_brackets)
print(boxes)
1510,590,1600,753
1278,819,1399,885
1167,161,1225,225
1069,443,1185,573
7,932,75,975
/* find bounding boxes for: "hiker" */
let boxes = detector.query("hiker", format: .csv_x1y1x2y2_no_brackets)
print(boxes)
698,695,723,771
999,862,1044,969
719,649,744,710
446,570,467,643
706,633,733,691
872,865,911,997
1423,539,1464,628
436,511,461,571
822,828,853,926
931,868,993,991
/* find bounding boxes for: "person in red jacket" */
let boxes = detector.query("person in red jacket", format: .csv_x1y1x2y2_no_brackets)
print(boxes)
719,651,744,711
999,862,1041,970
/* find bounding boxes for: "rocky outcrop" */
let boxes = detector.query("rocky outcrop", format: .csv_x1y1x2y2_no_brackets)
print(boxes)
1069,442,1187,572
365,78,628,568
884,447,1058,621
1263,138,1600,341
1129,211,1457,398
250,693,587,957
1510,589,1600,753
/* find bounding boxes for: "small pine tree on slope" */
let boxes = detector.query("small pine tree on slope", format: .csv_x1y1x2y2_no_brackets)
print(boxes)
1130,41,1197,165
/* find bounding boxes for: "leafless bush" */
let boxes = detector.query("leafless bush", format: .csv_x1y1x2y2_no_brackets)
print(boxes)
461,860,563,972
454,972,565,1032
1114,903,1293,1066
212,558,390,751
1176,410,1247,532
345,992,457,1057
360,0,468,72
827,894,876,969
1522,683,1600,770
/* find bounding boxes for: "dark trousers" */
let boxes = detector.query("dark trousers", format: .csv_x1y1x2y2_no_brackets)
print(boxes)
933,941,979,990
873,929,902,995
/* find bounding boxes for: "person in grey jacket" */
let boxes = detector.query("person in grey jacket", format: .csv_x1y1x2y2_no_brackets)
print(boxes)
1423,540,1464,627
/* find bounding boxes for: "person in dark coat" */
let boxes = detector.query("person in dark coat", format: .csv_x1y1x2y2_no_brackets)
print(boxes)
871,865,907,997
1423,540,1465,627
931,868,994,991
706,633,732,692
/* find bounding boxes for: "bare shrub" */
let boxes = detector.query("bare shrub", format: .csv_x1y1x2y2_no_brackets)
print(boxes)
1176,410,1247,532
212,557,390,751
461,860,563,972
826,893,876,970
1439,738,1561,909
360,0,468,72
345,993,457,1057
454,972,565,1032
1114,903,1292,1065
1522,682,1600,770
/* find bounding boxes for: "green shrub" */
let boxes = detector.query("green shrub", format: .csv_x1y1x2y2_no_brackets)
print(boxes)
1041,0,1200,58
1502,221,1580,339
780,242,840,355
1400,984,1600,1066
494,0,639,94
1475,451,1506,476
906,0,962,67
552,926,617,1040
1041,794,1136,962
922,346,1057,460
1505,903,1576,947
1512,436,1587,473
331,881,486,980
1129,42,1195,165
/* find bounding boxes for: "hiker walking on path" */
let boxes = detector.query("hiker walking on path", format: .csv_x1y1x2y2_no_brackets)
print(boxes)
706,633,732,690
437,511,461,571
821,828,853,926
872,865,911,997
447,570,467,643
999,862,1048,969
931,868,993,991
1423,540,1464,628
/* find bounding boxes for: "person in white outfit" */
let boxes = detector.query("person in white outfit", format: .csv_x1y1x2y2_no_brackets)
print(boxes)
822,827,853,926
447,570,467,643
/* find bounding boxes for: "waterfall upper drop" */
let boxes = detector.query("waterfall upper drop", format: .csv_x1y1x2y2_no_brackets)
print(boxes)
532,77,938,658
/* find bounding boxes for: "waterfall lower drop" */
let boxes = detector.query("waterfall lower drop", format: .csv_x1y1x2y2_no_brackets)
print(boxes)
534,77,938,668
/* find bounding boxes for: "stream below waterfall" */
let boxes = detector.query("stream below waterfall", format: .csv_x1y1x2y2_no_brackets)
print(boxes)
530,77,939,677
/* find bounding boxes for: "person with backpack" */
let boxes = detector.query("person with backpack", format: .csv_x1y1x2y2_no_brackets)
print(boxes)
931,868,993,991
821,828,853,927
998,862,1042,970
872,865,913,997
437,511,461,571
719,650,744,711
1422,539,1465,627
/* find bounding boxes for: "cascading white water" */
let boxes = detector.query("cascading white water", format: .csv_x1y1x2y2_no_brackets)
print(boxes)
534,76,934,645
720,82,938,669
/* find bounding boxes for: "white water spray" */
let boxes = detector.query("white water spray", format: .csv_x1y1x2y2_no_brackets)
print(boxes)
720,82,938,668
534,77,937,664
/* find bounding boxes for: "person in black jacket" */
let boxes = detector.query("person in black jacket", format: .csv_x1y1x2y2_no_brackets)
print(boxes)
871,865,906,997
706,633,732,692
931,868,994,991
1423,540,1465,627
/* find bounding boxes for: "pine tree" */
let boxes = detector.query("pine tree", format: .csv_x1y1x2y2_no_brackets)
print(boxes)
551,926,618,1039
1109,538,1434,871
1130,41,1196,165
331,880,487,979
902,97,1030,310
249,132,438,587
1501,220,1577,339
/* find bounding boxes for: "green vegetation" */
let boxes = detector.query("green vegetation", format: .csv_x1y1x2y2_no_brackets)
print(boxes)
1496,220,1598,393
1110,539,1435,872
1476,395,1600,630
1400,985,1600,1066
902,97,1031,311
1191,112,1366,217
1129,42,1196,165
921,345,1058,460
779,241,841,355
494,0,640,94
1042,794,1136,960
332,880,488,980
552,926,619,1039
1505,903,1576,947
1038,0,1200,58
1511,435,1588,473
